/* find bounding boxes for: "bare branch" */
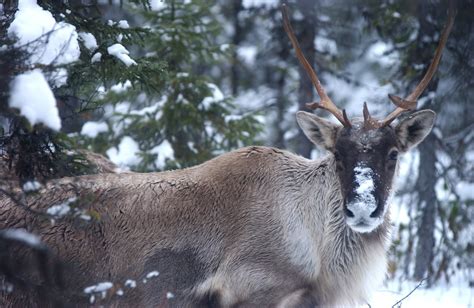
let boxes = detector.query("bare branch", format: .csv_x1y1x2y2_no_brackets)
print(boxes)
391,278,427,308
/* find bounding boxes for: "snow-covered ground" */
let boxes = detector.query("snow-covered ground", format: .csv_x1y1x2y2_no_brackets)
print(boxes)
371,277,473,307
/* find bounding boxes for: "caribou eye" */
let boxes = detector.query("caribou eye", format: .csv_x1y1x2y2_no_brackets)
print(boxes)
388,150,399,161
334,151,345,171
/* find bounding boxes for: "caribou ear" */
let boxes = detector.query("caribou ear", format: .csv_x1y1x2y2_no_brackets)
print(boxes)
296,111,341,152
395,110,436,152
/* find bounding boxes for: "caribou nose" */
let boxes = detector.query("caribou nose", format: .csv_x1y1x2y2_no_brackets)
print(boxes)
345,207,355,218
370,206,381,218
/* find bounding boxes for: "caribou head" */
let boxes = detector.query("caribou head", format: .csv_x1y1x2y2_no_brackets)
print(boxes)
282,4,454,233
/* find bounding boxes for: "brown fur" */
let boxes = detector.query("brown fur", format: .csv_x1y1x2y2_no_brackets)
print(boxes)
0,111,435,307
0,147,387,306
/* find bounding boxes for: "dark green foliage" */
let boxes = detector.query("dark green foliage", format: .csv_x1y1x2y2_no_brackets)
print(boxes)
74,0,262,171
0,119,94,184
0,8,94,184
1,0,261,180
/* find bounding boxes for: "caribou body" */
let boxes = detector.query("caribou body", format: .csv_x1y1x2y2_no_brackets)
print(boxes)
0,113,436,307
0,4,453,308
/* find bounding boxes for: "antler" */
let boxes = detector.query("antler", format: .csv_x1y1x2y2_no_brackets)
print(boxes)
281,4,351,127
378,2,456,128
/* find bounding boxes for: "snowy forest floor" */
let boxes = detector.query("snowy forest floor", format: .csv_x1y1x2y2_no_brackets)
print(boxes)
371,274,472,307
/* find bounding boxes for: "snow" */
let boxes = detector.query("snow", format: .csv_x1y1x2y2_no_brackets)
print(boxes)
176,93,189,104
51,68,68,87
371,277,473,308
8,0,80,66
124,279,136,288
130,104,161,117
22,180,41,192
117,20,130,29
146,271,159,278
220,44,230,52
350,163,377,215
346,163,379,232
84,282,113,293
354,165,376,198
79,213,92,221
435,178,454,202
110,80,132,93
366,41,399,66
9,69,61,131
81,121,108,138
237,45,258,66
1,229,42,247
456,181,474,201
397,151,419,188
201,83,224,109
107,43,137,67
47,203,71,217
176,72,189,78
234,86,275,112
242,0,279,9
46,197,76,217
315,36,338,55
91,52,102,63
1,282,14,293
225,114,243,123
151,140,174,168
6,0,82,131
150,0,166,11
106,136,141,168
84,281,113,301
79,32,98,51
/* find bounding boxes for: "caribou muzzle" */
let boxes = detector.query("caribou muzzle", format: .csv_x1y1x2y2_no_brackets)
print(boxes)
344,163,385,233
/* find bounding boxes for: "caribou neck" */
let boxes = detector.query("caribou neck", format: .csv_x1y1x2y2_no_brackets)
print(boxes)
278,153,392,305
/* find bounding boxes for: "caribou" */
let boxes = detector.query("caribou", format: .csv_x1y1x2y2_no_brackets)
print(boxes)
0,4,454,307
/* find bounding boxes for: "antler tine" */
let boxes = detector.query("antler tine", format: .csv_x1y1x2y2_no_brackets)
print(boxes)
363,102,379,129
281,4,350,127
380,94,418,126
382,2,456,127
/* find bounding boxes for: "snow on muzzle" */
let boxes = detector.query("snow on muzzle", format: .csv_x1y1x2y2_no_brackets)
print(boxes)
345,163,383,233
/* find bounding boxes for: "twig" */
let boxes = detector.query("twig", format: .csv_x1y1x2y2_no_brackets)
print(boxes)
0,187,51,218
391,278,427,308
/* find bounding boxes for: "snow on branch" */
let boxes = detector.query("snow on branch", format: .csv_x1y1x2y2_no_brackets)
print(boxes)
6,0,82,131
9,69,61,130
107,43,137,67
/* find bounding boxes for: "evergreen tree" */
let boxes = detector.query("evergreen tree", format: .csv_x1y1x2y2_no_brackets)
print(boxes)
363,0,473,284
72,0,262,171
1,0,262,179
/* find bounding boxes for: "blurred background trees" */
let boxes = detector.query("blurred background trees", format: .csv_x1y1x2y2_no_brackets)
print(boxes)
1,0,472,291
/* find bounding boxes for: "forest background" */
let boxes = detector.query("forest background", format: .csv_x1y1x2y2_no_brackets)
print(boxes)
0,0,472,306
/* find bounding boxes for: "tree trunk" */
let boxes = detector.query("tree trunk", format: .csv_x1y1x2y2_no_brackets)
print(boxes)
274,73,286,149
295,0,316,158
231,0,243,96
413,133,438,280
412,1,440,281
